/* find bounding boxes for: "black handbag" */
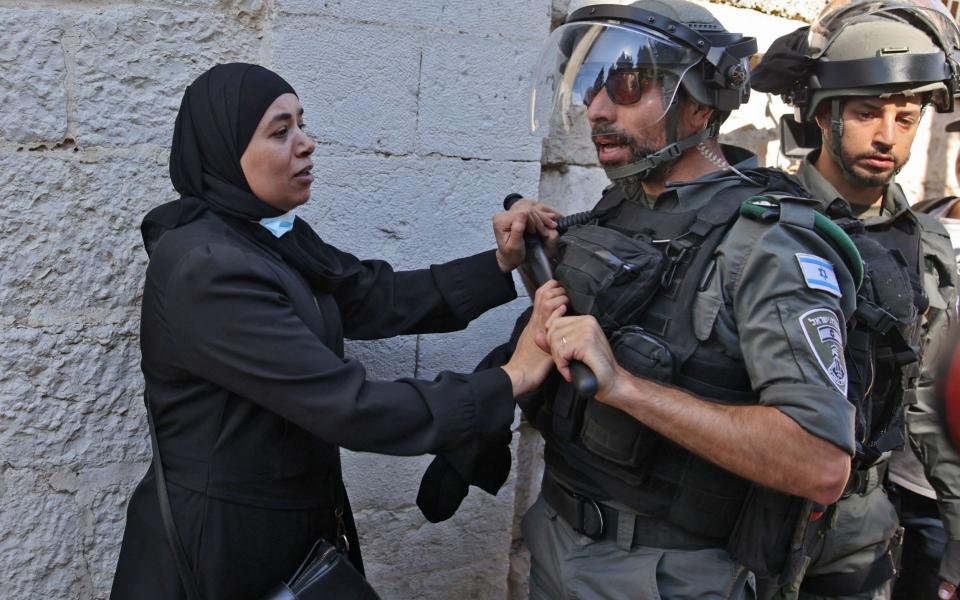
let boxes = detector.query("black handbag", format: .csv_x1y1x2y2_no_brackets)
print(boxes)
259,538,381,600
145,394,381,600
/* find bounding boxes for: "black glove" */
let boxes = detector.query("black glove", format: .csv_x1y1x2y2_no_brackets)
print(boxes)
416,453,469,523
416,436,512,523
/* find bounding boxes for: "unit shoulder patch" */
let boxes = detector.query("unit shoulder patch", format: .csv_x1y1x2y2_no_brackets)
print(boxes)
796,253,842,298
799,308,847,395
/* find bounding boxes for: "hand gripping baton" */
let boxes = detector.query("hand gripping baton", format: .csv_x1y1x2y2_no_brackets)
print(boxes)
503,194,598,397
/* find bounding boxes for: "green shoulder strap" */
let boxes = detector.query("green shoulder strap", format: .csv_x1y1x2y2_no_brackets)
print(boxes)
741,195,864,291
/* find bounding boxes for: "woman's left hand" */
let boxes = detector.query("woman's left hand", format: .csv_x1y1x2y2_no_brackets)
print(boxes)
502,309,562,397
493,198,560,272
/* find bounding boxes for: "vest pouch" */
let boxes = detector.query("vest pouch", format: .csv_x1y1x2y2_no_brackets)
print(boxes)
550,381,586,442
555,225,665,331
579,327,674,467
726,484,814,581
610,326,677,382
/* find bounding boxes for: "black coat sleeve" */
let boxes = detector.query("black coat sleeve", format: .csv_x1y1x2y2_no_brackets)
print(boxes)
331,248,517,340
164,243,514,456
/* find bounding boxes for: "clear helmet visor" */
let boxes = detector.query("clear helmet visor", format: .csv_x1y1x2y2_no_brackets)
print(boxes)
809,0,960,59
529,21,700,140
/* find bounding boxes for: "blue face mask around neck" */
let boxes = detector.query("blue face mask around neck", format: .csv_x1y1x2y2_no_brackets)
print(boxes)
259,210,297,238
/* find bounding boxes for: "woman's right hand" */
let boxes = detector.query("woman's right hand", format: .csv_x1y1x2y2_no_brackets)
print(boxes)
493,199,561,272
501,281,568,396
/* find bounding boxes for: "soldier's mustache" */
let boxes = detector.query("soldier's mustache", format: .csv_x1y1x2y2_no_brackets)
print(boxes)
590,127,632,145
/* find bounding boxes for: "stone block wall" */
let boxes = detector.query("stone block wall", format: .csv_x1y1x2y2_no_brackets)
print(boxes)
2,0,958,599
0,0,547,598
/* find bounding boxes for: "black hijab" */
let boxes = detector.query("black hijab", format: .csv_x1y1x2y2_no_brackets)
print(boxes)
142,63,359,293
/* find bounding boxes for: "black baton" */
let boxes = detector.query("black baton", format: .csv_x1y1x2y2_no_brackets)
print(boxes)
503,194,598,397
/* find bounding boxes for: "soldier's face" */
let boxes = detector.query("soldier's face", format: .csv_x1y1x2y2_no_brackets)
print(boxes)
585,80,711,181
585,77,670,167
820,96,923,189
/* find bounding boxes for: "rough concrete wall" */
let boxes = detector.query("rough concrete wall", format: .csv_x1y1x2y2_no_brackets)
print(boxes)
0,0,549,598
714,0,827,21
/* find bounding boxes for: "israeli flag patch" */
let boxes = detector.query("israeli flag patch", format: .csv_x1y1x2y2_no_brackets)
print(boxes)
795,253,841,298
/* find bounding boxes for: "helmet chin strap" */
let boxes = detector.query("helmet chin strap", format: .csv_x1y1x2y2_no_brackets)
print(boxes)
603,122,717,181
824,98,845,167
830,98,844,140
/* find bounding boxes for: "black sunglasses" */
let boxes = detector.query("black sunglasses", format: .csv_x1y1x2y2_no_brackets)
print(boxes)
582,68,662,107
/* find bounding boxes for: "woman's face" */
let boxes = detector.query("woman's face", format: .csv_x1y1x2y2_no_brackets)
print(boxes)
240,93,316,212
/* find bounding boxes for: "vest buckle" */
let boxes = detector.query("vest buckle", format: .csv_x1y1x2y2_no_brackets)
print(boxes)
661,239,693,288
854,299,897,335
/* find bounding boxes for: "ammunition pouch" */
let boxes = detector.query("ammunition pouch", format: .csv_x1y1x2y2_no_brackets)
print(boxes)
555,225,665,333
579,327,674,467
727,486,822,582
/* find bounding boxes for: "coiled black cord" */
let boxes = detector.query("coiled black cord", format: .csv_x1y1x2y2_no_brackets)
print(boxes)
556,210,593,234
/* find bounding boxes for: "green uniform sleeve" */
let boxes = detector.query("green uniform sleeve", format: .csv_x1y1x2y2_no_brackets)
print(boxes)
912,219,960,584
697,209,858,454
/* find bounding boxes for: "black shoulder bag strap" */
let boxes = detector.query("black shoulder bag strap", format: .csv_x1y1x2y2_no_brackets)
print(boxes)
144,393,205,600
145,394,357,600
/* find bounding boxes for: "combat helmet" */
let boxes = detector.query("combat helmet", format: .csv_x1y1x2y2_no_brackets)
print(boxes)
529,0,757,181
752,0,960,149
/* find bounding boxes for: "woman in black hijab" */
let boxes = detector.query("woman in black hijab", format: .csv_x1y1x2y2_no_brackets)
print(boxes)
110,63,558,599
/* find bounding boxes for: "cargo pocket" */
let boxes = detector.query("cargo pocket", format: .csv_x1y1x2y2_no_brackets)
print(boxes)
572,546,664,600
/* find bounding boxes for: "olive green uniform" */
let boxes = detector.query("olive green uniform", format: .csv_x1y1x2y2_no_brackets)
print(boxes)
782,154,959,599
524,150,858,599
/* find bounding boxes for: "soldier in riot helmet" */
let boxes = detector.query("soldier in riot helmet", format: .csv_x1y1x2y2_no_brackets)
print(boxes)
478,1,864,596
751,1,960,598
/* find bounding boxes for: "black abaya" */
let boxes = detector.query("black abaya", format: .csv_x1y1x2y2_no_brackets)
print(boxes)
110,210,517,600
110,63,518,599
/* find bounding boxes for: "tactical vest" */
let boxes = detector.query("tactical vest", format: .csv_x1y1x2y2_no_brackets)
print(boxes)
833,207,925,468
533,168,818,541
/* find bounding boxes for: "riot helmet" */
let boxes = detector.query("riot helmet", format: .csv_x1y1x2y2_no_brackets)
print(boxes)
753,0,960,139
529,0,757,182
